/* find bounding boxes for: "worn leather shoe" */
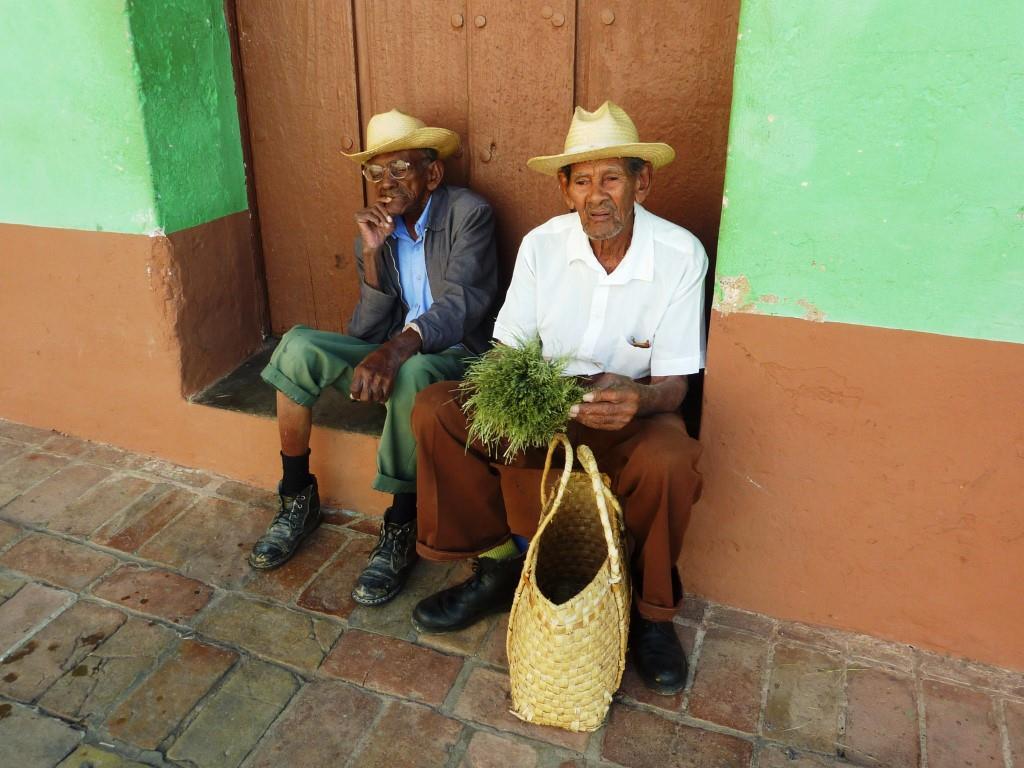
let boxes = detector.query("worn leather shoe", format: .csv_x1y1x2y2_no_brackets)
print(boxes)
412,555,523,633
248,478,321,570
351,515,418,606
631,615,688,695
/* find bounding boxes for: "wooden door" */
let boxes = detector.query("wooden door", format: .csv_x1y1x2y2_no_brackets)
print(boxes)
233,0,739,336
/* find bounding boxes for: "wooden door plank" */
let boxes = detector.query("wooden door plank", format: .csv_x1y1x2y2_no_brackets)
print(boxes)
236,0,363,334
354,0,470,188
576,0,741,256
467,0,578,283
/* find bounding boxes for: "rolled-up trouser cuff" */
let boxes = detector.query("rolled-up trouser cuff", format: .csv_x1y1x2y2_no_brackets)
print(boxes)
372,474,416,495
260,365,319,408
635,595,683,622
416,534,513,563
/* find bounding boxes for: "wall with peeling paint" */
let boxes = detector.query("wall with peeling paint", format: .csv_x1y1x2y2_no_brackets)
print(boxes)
0,0,247,235
714,0,1024,345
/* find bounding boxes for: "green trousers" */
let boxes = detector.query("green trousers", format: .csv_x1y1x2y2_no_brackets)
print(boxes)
261,325,467,494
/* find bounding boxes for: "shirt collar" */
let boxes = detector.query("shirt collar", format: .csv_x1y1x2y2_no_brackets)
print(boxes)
394,194,433,242
566,203,655,284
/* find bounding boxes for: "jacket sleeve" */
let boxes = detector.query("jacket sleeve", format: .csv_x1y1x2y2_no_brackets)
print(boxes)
413,203,498,353
346,235,400,343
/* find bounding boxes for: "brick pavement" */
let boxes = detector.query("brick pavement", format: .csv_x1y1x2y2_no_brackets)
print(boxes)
0,418,1022,768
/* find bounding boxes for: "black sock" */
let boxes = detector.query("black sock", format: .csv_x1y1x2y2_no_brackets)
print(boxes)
385,493,416,525
280,450,313,496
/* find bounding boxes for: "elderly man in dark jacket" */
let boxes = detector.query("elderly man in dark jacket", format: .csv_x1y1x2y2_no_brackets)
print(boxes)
250,109,498,608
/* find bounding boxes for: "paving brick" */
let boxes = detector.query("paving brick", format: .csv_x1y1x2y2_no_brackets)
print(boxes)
167,658,299,768
244,680,382,768
91,485,197,553
687,625,767,731
352,699,464,767
846,633,915,674
56,744,149,768
80,443,136,468
705,604,775,637
0,700,82,768
2,463,111,528
347,516,384,536
842,667,919,766
351,558,452,639
420,610,495,658
453,665,589,751
90,564,213,623
106,638,236,749
137,496,272,589
136,457,214,488
0,420,54,445
320,629,463,706
322,507,356,526
50,474,156,537
297,535,374,618
244,526,348,603
0,571,26,600
460,730,540,768
195,593,341,673
0,439,24,466
918,649,1020,694
0,533,117,590
0,519,22,549
40,434,90,458
923,680,1002,768
756,746,838,767
0,582,74,655
619,622,696,712
0,451,70,507
0,600,125,702
601,704,753,768
214,479,278,507
1006,700,1024,765
764,643,843,753
39,617,176,721
680,593,708,623
479,614,510,668
776,621,846,653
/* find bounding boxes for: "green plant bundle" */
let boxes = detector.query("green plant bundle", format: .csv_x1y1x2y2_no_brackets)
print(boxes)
459,338,585,463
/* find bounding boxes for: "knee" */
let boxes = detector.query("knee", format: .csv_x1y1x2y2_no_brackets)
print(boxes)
394,354,437,390
412,381,461,436
273,326,317,369
628,432,701,480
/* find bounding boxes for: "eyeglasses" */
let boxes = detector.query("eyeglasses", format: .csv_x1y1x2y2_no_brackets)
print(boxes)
361,159,416,183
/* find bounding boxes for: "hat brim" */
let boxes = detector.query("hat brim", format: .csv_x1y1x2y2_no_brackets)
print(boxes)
526,142,675,176
342,127,460,163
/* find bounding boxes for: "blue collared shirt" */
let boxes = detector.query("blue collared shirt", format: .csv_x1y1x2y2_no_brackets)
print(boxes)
392,195,434,326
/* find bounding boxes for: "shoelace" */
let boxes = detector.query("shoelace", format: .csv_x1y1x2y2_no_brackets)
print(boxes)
368,522,412,569
268,494,306,536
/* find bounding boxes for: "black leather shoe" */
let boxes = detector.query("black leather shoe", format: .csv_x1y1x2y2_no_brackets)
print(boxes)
631,616,688,695
248,478,321,570
351,515,418,606
412,555,523,634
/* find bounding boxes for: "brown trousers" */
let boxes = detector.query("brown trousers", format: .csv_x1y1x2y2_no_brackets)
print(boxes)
411,381,703,621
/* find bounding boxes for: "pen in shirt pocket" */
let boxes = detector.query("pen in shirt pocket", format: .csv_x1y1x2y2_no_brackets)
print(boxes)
628,336,651,348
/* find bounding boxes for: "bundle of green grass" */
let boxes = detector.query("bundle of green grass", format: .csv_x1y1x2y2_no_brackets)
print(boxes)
459,338,585,463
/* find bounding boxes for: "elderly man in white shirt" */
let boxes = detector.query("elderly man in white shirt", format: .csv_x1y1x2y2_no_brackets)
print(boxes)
408,102,707,695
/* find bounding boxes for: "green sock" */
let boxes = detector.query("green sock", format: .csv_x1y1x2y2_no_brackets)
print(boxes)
479,539,519,560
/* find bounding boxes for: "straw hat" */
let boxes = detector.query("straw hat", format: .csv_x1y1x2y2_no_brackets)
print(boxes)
342,109,460,163
526,101,674,176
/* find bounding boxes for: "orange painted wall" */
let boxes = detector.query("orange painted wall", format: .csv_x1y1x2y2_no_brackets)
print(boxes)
689,311,1024,670
0,222,387,515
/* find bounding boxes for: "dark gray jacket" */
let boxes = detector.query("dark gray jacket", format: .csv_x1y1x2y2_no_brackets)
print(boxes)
347,185,498,355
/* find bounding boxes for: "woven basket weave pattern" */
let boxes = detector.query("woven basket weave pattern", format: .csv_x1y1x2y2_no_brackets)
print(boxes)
507,435,630,732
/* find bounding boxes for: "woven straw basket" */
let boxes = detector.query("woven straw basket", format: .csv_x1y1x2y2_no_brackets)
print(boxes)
507,434,630,732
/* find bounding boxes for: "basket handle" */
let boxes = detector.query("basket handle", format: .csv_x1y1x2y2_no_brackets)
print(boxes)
576,444,623,584
539,432,574,516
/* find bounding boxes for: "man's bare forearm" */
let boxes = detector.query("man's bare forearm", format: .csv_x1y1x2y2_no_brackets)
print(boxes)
636,375,688,416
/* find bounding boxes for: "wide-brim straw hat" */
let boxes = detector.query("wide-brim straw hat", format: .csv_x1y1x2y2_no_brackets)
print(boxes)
527,101,674,176
342,109,460,163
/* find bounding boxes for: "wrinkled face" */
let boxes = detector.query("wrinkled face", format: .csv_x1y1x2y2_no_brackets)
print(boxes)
367,149,441,217
558,158,651,241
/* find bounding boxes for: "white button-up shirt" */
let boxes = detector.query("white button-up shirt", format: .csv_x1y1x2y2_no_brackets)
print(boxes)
493,203,708,379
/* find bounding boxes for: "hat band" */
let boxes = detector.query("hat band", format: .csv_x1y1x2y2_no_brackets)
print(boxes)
562,140,637,153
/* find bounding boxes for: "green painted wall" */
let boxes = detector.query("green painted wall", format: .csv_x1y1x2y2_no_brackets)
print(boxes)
714,1,1024,344
0,0,246,235
0,3,157,233
128,0,247,234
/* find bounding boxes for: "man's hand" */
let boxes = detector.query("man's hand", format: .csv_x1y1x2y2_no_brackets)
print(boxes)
349,328,422,404
355,199,396,290
569,372,644,431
